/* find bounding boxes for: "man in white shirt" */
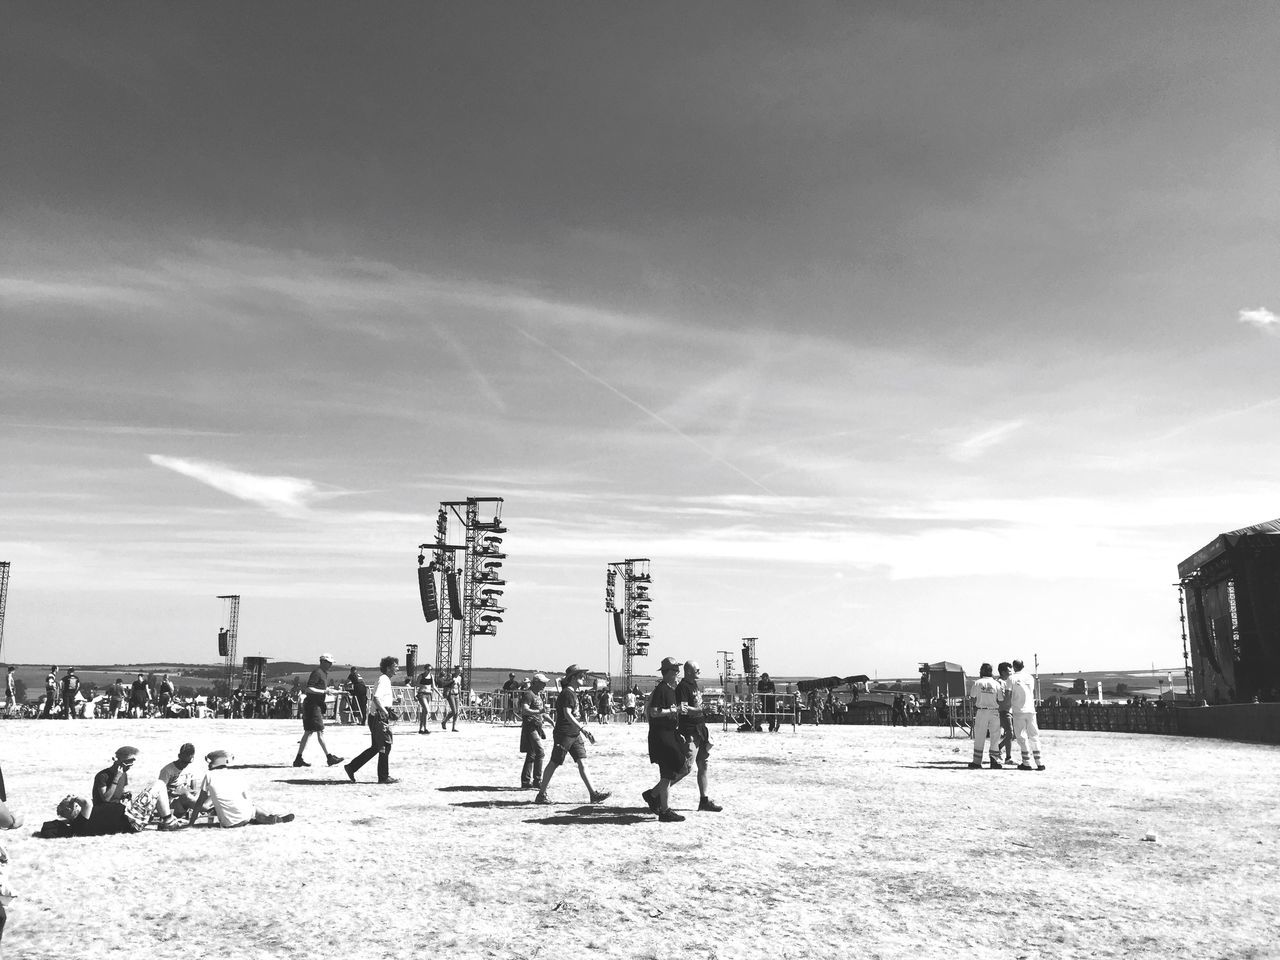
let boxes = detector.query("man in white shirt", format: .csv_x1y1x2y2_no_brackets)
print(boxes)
344,656,399,784
968,663,1004,769
1009,659,1045,770
189,749,294,827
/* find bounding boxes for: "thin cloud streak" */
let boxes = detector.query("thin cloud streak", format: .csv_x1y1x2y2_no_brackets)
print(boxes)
1238,306,1278,332
514,326,776,494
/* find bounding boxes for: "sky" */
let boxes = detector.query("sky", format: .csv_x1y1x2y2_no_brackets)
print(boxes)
2,2,1278,680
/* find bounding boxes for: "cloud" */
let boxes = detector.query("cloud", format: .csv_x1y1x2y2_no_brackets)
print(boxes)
948,419,1026,462
1238,307,1278,333
148,455,331,517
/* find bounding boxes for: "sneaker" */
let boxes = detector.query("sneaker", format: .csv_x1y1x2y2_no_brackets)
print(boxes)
326,754,345,766
255,814,280,825
967,761,982,769
1017,763,1034,771
989,760,1003,770
657,808,685,823
641,789,659,813
1036,764,1046,771
279,813,295,823
532,793,550,805
698,797,723,813
378,777,400,785
589,790,611,804
343,763,355,783
158,817,187,832
292,757,310,768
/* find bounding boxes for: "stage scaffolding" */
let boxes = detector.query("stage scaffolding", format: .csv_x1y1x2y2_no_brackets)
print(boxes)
606,558,651,692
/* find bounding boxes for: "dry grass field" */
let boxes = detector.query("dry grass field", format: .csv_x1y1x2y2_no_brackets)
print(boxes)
1,717,1277,960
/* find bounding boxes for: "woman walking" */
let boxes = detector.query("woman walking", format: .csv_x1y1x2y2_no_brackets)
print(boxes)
416,665,434,735
442,665,462,731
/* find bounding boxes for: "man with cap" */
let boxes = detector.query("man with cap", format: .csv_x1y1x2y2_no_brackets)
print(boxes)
517,673,553,789
643,657,692,822
534,665,610,805
154,743,201,824
190,749,294,827
675,661,723,813
89,745,182,831
293,654,344,769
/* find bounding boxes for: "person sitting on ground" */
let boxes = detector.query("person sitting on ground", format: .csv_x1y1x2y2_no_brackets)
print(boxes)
154,742,201,824
94,745,186,831
189,749,294,827
0,801,23,832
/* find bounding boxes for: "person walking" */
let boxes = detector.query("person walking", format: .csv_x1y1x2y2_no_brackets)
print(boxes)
4,667,15,718
415,666,434,735
441,665,461,731
534,665,609,805
643,657,690,822
968,663,1004,769
1010,659,1046,770
129,673,151,718
345,656,399,785
675,660,722,814
518,673,552,789
293,654,344,769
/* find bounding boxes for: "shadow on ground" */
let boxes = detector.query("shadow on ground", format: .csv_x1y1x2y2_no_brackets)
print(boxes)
273,778,354,786
524,804,652,826
450,799,534,809
437,785,524,793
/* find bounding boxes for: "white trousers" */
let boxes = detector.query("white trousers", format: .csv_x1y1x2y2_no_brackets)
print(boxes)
973,708,1001,757
1013,713,1041,756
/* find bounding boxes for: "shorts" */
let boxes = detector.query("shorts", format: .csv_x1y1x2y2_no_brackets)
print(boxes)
680,725,712,763
302,702,325,732
625,706,636,717
550,733,587,765
648,728,690,780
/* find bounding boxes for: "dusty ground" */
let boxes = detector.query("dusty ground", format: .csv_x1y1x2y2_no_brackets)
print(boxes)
0,718,1276,959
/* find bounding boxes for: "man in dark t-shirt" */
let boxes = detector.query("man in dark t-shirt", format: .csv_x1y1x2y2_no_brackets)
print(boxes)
675,661,722,813
518,673,552,789
293,654,344,769
501,672,521,723
533,665,609,805
130,673,150,718
758,672,778,732
643,657,692,822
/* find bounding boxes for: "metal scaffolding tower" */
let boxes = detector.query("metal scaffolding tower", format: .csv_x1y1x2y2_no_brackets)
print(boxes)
0,561,10,661
606,558,651,691
216,595,240,693
424,497,506,695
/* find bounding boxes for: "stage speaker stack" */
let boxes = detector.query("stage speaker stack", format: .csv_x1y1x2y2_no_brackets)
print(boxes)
406,646,417,678
447,571,463,620
218,628,228,657
417,565,439,622
742,644,753,674
614,610,626,646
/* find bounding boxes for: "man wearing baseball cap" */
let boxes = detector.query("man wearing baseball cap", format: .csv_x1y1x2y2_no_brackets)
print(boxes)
293,654,344,769
534,665,610,805
643,657,692,822
190,749,294,827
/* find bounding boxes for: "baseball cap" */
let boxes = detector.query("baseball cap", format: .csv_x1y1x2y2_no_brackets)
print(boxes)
318,653,334,663
532,673,549,684
205,749,231,767
115,745,140,760
659,657,681,673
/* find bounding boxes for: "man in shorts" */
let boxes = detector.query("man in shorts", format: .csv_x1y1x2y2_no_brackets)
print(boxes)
643,657,693,822
129,673,151,718
518,673,552,789
293,654,344,769
534,665,610,805
624,687,637,724
675,660,722,813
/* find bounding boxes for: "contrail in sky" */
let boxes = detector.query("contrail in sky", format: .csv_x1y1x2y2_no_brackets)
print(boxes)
515,327,775,494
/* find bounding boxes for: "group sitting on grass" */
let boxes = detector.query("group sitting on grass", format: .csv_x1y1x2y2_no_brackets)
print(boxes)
39,743,293,837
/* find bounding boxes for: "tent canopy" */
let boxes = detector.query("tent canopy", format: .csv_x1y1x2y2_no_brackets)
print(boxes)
1178,516,1280,578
